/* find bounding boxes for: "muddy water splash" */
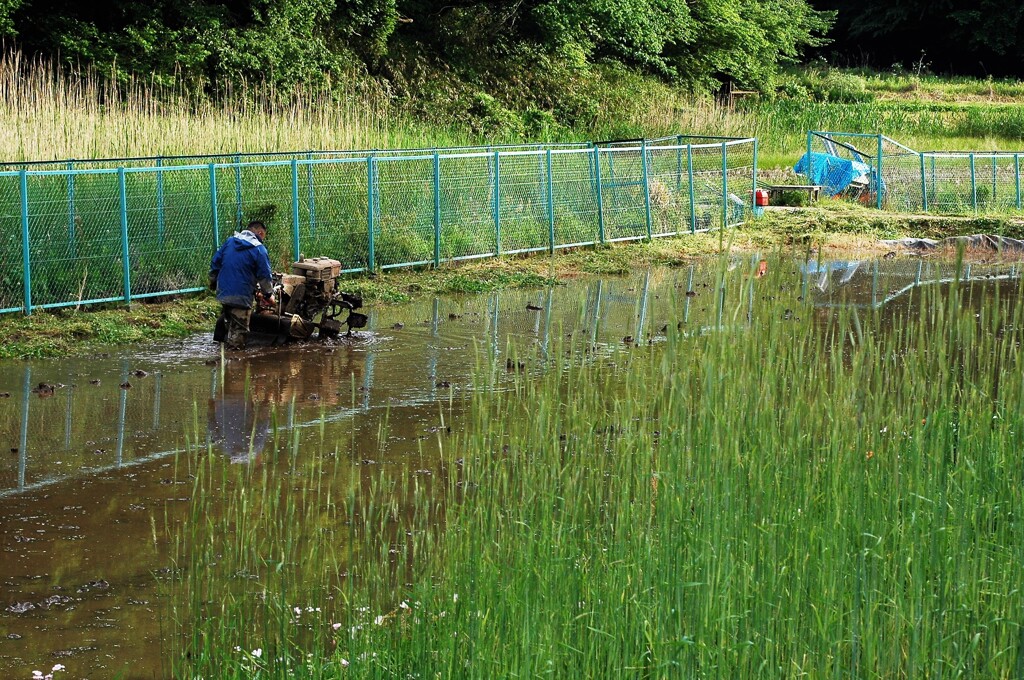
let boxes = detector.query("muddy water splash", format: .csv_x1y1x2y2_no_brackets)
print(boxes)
0,256,1018,677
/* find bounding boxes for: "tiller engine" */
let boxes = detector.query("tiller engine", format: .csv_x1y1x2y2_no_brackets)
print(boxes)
248,257,367,344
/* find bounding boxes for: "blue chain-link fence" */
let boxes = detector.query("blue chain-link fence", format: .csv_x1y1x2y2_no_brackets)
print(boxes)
0,136,758,315
803,131,1024,216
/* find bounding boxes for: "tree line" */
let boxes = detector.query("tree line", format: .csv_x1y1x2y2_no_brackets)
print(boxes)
0,1,1018,96
810,0,1024,76
0,0,831,91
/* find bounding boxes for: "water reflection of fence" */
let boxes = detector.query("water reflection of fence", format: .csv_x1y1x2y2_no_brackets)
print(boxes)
803,258,1022,308
0,136,757,316
3,265,747,496
2,355,379,496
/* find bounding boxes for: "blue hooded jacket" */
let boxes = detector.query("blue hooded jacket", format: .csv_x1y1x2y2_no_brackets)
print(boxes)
209,230,274,309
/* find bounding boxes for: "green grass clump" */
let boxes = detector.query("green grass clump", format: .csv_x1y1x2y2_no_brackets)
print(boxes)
170,255,1024,678
0,295,219,358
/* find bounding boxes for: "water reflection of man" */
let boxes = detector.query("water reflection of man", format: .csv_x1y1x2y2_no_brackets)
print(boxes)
206,350,365,463
207,369,271,465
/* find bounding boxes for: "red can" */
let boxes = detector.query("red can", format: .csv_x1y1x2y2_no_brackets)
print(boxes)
754,189,769,207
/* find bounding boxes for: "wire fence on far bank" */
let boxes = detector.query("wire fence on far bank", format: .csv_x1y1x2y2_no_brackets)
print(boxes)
0,136,758,315
805,131,1024,216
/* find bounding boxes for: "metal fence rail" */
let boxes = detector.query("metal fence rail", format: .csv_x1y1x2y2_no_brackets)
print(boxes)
805,131,1024,216
0,136,757,315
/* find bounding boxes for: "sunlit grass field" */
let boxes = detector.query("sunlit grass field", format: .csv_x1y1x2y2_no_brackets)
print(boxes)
169,258,1024,678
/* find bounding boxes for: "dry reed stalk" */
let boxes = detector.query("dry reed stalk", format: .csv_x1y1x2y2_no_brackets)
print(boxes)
0,52,394,162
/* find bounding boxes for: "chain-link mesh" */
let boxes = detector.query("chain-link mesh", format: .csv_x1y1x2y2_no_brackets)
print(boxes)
921,153,1024,215
0,137,757,314
551,149,600,247
496,151,550,255
804,131,1024,216
375,156,435,267
599,146,648,242
438,153,499,262
0,177,22,312
305,159,371,271
131,167,215,296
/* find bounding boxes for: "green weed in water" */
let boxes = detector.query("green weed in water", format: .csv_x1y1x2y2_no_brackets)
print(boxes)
169,255,1024,678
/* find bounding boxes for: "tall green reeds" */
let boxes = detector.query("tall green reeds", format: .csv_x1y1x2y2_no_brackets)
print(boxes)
170,256,1024,678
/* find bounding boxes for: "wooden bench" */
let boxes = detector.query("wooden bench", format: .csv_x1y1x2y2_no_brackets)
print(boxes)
760,184,823,204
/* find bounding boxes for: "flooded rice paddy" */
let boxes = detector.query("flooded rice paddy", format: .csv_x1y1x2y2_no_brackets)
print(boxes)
0,255,1021,678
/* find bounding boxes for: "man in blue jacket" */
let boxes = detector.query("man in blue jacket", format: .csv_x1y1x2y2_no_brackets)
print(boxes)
209,220,276,349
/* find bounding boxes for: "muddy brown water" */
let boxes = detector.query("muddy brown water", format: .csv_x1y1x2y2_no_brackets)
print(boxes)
0,257,1019,678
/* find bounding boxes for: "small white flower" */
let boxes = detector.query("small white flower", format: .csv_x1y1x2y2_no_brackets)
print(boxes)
399,601,410,610
332,622,343,630
374,615,385,625
51,667,65,674
32,672,44,680
294,607,302,616
252,648,262,658
452,593,459,603
234,646,242,652
340,658,350,668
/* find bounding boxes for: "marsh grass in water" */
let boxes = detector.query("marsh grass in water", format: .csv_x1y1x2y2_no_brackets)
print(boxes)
167,255,1024,678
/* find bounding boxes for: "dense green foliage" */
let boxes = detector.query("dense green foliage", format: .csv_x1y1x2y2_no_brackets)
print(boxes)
0,0,831,93
812,0,1024,76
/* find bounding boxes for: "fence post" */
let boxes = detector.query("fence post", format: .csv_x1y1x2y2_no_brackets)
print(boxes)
156,158,165,248
1016,154,1021,210
920,153,928,212
208,163,220,251
676,134,683,191
19,366,30,489
970,153,977,213
992,156,998,204
752,139,759,219
19,169,32,315
687,144,696,234
721,142,729,229
433,151,441,267
234,154,243,228
67,161,76,258
806,131,814,187
291,159,301,261
871,259,878,307
641,139,653,240
593,146,605,244
546,149,555,254
366,156,376,271
118,167,132,304
493,150,501,255
876,134,883,210
931,155,936,201
307,152,317,235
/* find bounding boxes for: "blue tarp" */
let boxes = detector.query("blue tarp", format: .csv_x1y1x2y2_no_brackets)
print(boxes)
794,152,871,196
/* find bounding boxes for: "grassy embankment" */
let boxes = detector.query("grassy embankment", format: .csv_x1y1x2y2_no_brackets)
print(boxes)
169,256,1024,677
2,58,1024,358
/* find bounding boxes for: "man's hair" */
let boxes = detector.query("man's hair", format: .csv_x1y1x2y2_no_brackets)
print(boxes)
248,220,267,232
